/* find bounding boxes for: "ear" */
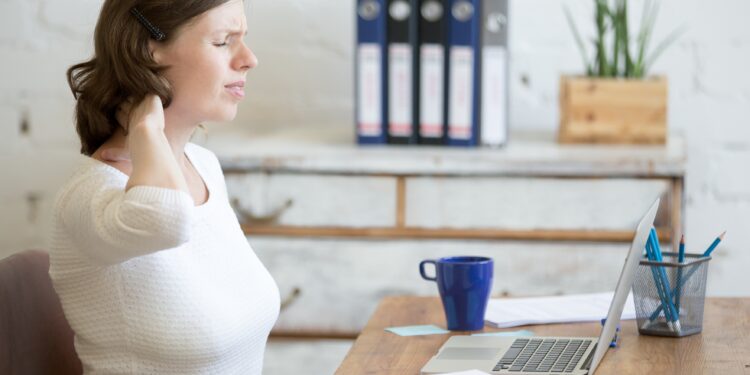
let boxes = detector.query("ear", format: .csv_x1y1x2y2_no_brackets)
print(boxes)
148,40,164,64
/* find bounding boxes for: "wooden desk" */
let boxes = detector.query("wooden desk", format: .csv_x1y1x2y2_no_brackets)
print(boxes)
336,296,750,375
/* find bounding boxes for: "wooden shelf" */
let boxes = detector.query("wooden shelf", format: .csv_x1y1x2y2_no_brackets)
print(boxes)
207,128,686,178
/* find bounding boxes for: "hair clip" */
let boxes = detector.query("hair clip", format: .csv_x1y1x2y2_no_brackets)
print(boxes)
130,7,166,41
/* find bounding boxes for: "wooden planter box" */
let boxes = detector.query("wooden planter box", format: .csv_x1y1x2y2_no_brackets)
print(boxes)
558,76,668,144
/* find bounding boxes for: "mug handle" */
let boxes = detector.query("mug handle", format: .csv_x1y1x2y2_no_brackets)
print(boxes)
420,260,437,281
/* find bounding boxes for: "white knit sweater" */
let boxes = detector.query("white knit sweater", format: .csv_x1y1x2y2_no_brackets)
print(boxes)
48,143,280,374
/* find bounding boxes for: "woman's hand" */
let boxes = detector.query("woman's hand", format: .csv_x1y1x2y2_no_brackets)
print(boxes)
117,94,189,194
116,95,165,133
104,95,165,162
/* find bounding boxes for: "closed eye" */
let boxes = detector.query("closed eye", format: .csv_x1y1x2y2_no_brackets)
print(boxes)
214,35,233,47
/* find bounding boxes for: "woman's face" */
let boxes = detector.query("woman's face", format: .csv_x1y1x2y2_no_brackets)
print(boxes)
152,0,256,124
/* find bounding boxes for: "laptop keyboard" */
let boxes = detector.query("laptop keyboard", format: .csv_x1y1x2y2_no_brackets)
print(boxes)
493,338,592,373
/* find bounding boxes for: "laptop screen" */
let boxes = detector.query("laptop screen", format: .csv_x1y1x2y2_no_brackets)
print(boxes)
588,198,660,373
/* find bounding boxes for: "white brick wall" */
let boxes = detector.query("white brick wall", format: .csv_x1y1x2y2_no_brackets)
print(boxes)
1,0,749,298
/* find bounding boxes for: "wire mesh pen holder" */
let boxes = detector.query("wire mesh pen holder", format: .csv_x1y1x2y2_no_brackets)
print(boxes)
632,252,711,337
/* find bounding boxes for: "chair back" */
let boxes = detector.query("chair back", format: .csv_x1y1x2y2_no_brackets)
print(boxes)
0,250,82,375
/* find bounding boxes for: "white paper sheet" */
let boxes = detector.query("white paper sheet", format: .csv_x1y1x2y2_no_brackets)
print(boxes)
484,292,636,328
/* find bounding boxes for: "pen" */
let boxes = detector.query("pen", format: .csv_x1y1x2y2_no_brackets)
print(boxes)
601,318,620,347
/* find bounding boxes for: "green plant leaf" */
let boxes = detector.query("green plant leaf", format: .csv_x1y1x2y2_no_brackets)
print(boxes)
636,0,660,77
612,2,621,76
644,24,687,74
595,0,609,76
570,0,681,79
563,4,593,75
622,0,634,77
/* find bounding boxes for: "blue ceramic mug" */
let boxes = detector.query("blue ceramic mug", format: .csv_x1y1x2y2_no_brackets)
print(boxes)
420,256,494,331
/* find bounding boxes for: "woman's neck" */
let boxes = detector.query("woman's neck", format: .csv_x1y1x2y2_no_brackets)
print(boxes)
163,109,200,168
107,121,197,170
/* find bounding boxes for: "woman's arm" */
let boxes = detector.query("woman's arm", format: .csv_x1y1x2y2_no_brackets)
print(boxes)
57,95,194,266
60,178,193,265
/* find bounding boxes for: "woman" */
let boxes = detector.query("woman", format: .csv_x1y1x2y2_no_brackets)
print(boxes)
49,0,280,373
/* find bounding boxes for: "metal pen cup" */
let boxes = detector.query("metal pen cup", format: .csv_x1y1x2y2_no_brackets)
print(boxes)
632,252,711,337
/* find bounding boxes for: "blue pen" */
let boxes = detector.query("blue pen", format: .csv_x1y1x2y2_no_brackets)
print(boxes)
601,318,620,347
648,231,726,321
675,235,685,315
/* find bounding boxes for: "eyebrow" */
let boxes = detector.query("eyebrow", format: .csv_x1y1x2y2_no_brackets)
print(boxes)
213,29,248,37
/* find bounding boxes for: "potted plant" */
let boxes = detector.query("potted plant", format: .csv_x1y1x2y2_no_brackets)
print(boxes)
559,0,683,144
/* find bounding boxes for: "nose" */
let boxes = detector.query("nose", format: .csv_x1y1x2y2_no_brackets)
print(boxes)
235,42,258,72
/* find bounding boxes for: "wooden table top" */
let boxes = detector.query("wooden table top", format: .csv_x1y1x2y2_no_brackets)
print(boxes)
335,296,750,375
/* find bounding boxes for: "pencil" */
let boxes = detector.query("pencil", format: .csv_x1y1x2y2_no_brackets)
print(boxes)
703,231,726,257
649,231,726,322
646,229,679,331
675,235,685,314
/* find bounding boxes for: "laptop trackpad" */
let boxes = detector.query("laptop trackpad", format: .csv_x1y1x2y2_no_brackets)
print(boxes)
437,347,499,360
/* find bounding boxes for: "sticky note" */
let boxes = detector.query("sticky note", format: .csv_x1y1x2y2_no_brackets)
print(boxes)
385,324,450,336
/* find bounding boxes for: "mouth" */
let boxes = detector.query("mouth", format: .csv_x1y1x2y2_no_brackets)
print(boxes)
225,81,245,99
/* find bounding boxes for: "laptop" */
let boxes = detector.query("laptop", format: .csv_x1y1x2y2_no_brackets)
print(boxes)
421,198,660,375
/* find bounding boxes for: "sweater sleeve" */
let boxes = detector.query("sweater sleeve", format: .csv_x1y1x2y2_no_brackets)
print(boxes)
59,175,194,266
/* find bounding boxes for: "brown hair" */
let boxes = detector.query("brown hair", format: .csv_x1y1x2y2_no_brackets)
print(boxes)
67,0,231,156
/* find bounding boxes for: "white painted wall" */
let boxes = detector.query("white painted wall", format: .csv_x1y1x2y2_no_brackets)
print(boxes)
1,0,748,297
